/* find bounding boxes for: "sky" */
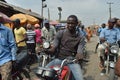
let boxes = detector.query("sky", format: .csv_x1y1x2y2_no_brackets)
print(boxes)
5,0,120,27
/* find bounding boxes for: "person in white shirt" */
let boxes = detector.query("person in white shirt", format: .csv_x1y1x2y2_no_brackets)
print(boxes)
41,20,56,43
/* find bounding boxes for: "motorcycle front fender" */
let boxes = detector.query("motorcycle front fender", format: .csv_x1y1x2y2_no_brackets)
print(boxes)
109,62,115,68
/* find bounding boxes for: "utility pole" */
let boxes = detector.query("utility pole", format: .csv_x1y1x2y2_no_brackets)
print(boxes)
48,8,50,21
41,0,47,27
107,2,113,19
58,7,62,22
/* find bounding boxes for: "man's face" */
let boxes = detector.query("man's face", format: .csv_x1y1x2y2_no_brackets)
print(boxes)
108,22,114,29
67,17,78,31
116,19,120,27
45,23,50,28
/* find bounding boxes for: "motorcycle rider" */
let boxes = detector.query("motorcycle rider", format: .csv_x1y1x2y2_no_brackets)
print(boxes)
98,18,120,75
115,18,120,55
46,15,85,80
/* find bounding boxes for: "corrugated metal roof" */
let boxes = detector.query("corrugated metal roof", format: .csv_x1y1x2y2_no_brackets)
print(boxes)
0,1,42,19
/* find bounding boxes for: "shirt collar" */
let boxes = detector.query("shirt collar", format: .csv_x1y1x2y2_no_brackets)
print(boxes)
0,23,5,30
66,28,79,37
106,27,115,30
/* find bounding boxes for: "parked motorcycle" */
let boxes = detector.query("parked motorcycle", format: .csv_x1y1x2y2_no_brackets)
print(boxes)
103,42,119,80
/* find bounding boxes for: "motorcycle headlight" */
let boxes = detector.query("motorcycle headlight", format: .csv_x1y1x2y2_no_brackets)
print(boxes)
53,66,61,71
110,45,119,54
43,42,50,49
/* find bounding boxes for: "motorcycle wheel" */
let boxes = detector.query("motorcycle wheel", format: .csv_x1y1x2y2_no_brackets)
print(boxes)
108,68,118,80
12,69,31,80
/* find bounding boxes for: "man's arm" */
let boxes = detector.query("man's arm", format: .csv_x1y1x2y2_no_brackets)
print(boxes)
48,30,62,54
99,29,106,43
8,29,17,61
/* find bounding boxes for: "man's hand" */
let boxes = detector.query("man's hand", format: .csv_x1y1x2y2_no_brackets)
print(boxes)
75,53,83,61
12,60,17,66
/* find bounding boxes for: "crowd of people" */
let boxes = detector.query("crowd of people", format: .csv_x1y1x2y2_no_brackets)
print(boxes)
1,12,120,80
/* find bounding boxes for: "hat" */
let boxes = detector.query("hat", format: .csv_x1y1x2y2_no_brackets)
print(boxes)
43,20,49,24
34,23,40,28
108,18,116,23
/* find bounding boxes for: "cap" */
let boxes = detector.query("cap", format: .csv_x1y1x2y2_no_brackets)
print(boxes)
108,18,116,23
34,23,40,28
43,20,49,24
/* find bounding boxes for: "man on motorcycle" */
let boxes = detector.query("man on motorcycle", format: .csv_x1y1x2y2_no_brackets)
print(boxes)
46,15,85,80
98,18,120,75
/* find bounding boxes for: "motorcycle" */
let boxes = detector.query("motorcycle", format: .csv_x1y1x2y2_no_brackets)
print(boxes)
34,38,84,80
34,57,83,80
103,42,119,80
0,49,31,80
12,49,31,80
37,38,52,67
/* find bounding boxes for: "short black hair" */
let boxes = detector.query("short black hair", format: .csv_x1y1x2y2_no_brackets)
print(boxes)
13,19,20,24
67,15,78,23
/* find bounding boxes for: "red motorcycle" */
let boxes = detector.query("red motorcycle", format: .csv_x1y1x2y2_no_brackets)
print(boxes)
34,57,84,80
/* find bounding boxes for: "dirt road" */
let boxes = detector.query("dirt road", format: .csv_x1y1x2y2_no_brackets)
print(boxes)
83,35,107,80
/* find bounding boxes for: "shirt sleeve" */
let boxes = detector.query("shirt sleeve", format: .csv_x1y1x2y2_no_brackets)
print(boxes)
53,26,56,35
8,29,17,61
116,29,120,41
52,30,62,48
21,27,26,35
41,28,45,37
99,29,105,38
77,36,85,54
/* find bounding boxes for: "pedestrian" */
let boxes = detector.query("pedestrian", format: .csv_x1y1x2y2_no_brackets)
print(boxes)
26,23,36,65
41,20,56,44
34,23,42,54
86,27,92,42
0,15,17,80
13,19,27,54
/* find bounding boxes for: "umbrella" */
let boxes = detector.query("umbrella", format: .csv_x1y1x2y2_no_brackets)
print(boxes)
0,12,12,23
10,13,39,24
50,21,59,25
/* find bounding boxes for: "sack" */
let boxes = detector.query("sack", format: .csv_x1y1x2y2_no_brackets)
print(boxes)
115,56,120,76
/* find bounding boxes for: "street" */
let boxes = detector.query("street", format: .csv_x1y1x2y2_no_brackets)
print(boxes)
84,35,107,80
